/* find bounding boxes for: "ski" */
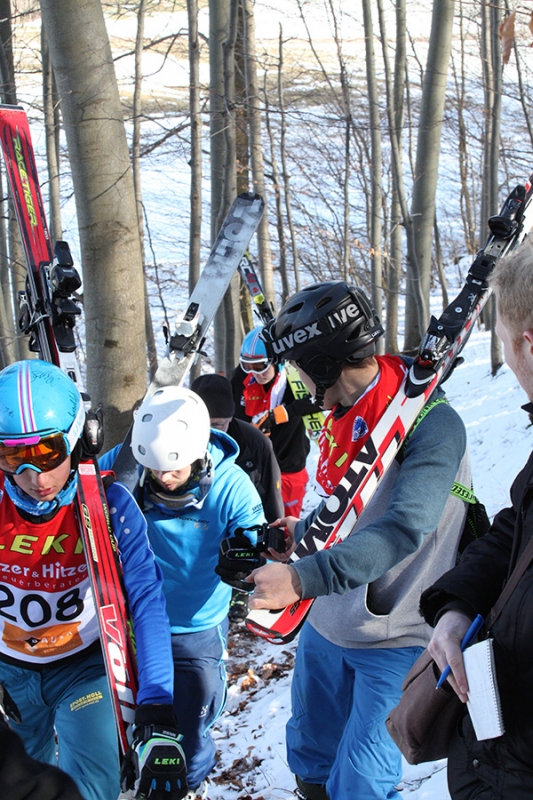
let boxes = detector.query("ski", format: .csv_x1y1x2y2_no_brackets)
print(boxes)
0,104,137,752
238,252,325,440
246,174,533,644
112,193,265,490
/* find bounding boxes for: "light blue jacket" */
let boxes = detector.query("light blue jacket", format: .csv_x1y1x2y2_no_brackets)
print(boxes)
101,431,265,633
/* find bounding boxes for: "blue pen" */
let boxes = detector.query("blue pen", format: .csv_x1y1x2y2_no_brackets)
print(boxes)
435,613,484,689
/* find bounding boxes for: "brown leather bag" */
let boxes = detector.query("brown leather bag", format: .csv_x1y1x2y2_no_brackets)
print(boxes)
385,648,462,764
386,533,533,764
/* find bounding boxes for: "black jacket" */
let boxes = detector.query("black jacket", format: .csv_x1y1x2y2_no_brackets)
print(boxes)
421,408,533,768
231,366,314,474
228,417,284,522
0,718,84,800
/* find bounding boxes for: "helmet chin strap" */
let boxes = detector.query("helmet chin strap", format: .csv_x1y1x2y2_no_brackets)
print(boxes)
314,383,327,408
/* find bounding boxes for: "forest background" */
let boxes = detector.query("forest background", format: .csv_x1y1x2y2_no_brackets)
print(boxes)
0,0,532,446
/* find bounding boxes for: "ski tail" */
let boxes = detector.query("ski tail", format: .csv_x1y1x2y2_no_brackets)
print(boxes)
246,171,533,645
0,104,138,750
113,194,265,488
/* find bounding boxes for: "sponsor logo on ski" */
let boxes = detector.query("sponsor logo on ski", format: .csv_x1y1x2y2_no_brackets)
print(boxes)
101,604,136,722
13,134,38,228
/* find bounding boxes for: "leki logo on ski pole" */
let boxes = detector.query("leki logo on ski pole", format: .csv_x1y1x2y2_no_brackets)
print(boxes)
13,134,38,228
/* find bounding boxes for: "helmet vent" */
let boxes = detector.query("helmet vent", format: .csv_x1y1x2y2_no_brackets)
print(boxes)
168,453,178,461
286,301,304,314
138,445,146,455
315,295,333,309
141,413,153,422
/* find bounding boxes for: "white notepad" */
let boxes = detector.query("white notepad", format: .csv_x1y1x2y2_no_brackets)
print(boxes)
463,638,505,741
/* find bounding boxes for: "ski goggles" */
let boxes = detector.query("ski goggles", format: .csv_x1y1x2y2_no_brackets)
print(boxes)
0,432,70,475
239,358,272,375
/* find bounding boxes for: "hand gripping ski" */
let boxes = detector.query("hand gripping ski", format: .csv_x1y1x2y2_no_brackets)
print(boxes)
246,174,533,644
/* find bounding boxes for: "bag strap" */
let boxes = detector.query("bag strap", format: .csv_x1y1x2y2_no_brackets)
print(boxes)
486,534,533,630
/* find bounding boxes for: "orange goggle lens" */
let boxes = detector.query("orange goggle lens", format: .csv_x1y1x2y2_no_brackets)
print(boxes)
0,433,69,475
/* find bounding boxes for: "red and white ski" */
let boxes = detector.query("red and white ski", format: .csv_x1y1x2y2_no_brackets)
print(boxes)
246,174,533,644
0,104,137,752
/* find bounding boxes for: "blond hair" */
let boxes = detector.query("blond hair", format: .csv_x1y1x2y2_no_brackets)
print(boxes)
490,236,533,342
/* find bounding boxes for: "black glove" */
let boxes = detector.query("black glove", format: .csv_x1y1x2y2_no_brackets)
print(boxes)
120,704,188,800
215,533,265,591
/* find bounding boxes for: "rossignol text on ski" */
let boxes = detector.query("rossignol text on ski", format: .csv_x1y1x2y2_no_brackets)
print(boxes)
0,104,137,753
246,173,533,644
112,194,265,491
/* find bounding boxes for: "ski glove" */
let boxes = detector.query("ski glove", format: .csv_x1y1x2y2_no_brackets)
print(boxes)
252,404,289,435
120,704,188,800
215,533,265,591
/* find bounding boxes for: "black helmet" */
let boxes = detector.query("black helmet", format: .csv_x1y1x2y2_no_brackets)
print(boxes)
261,281,383,391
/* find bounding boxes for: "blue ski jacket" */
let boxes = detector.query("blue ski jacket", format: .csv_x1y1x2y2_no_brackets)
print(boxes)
101,430,266,633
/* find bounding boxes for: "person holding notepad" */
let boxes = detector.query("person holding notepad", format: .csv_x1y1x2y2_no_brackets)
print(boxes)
421,237,533,799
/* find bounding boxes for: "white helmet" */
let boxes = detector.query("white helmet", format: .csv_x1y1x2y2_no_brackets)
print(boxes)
131,386,210,471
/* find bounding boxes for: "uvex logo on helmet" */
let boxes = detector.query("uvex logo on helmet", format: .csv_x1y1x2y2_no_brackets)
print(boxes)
271,322,321,355
326,303,365,330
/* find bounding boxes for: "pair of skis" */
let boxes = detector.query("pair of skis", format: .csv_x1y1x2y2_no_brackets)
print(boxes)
246,175,533,645
0,104,264,751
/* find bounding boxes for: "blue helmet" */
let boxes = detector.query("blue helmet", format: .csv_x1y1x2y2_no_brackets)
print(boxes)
240,328,269,361
0,360,85,458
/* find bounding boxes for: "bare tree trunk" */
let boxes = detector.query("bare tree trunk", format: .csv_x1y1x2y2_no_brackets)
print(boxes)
235,3,254,336
0,158,16,368
409,0,454,341
209,0,229,372
263,73,290,303
489,0,503,373
40,0,147,447
187,0,203,382
385,0,406,354
132,0,157,381
377,0,423,353
42,29,63,243
278,25,299,298
361,0,383,351
452,3,476,255
433,212,449,309
219,0,240,375
507,1,533,150
242,0,275,308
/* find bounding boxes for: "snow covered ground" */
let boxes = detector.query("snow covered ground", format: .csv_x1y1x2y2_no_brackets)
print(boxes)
204,322,533,800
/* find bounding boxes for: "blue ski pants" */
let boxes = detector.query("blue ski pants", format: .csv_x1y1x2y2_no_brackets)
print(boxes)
171,619,228,789
286,623,423,800
0,648,119,800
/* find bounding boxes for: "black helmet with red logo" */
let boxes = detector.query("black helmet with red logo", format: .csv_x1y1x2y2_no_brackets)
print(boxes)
261,281,383,393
